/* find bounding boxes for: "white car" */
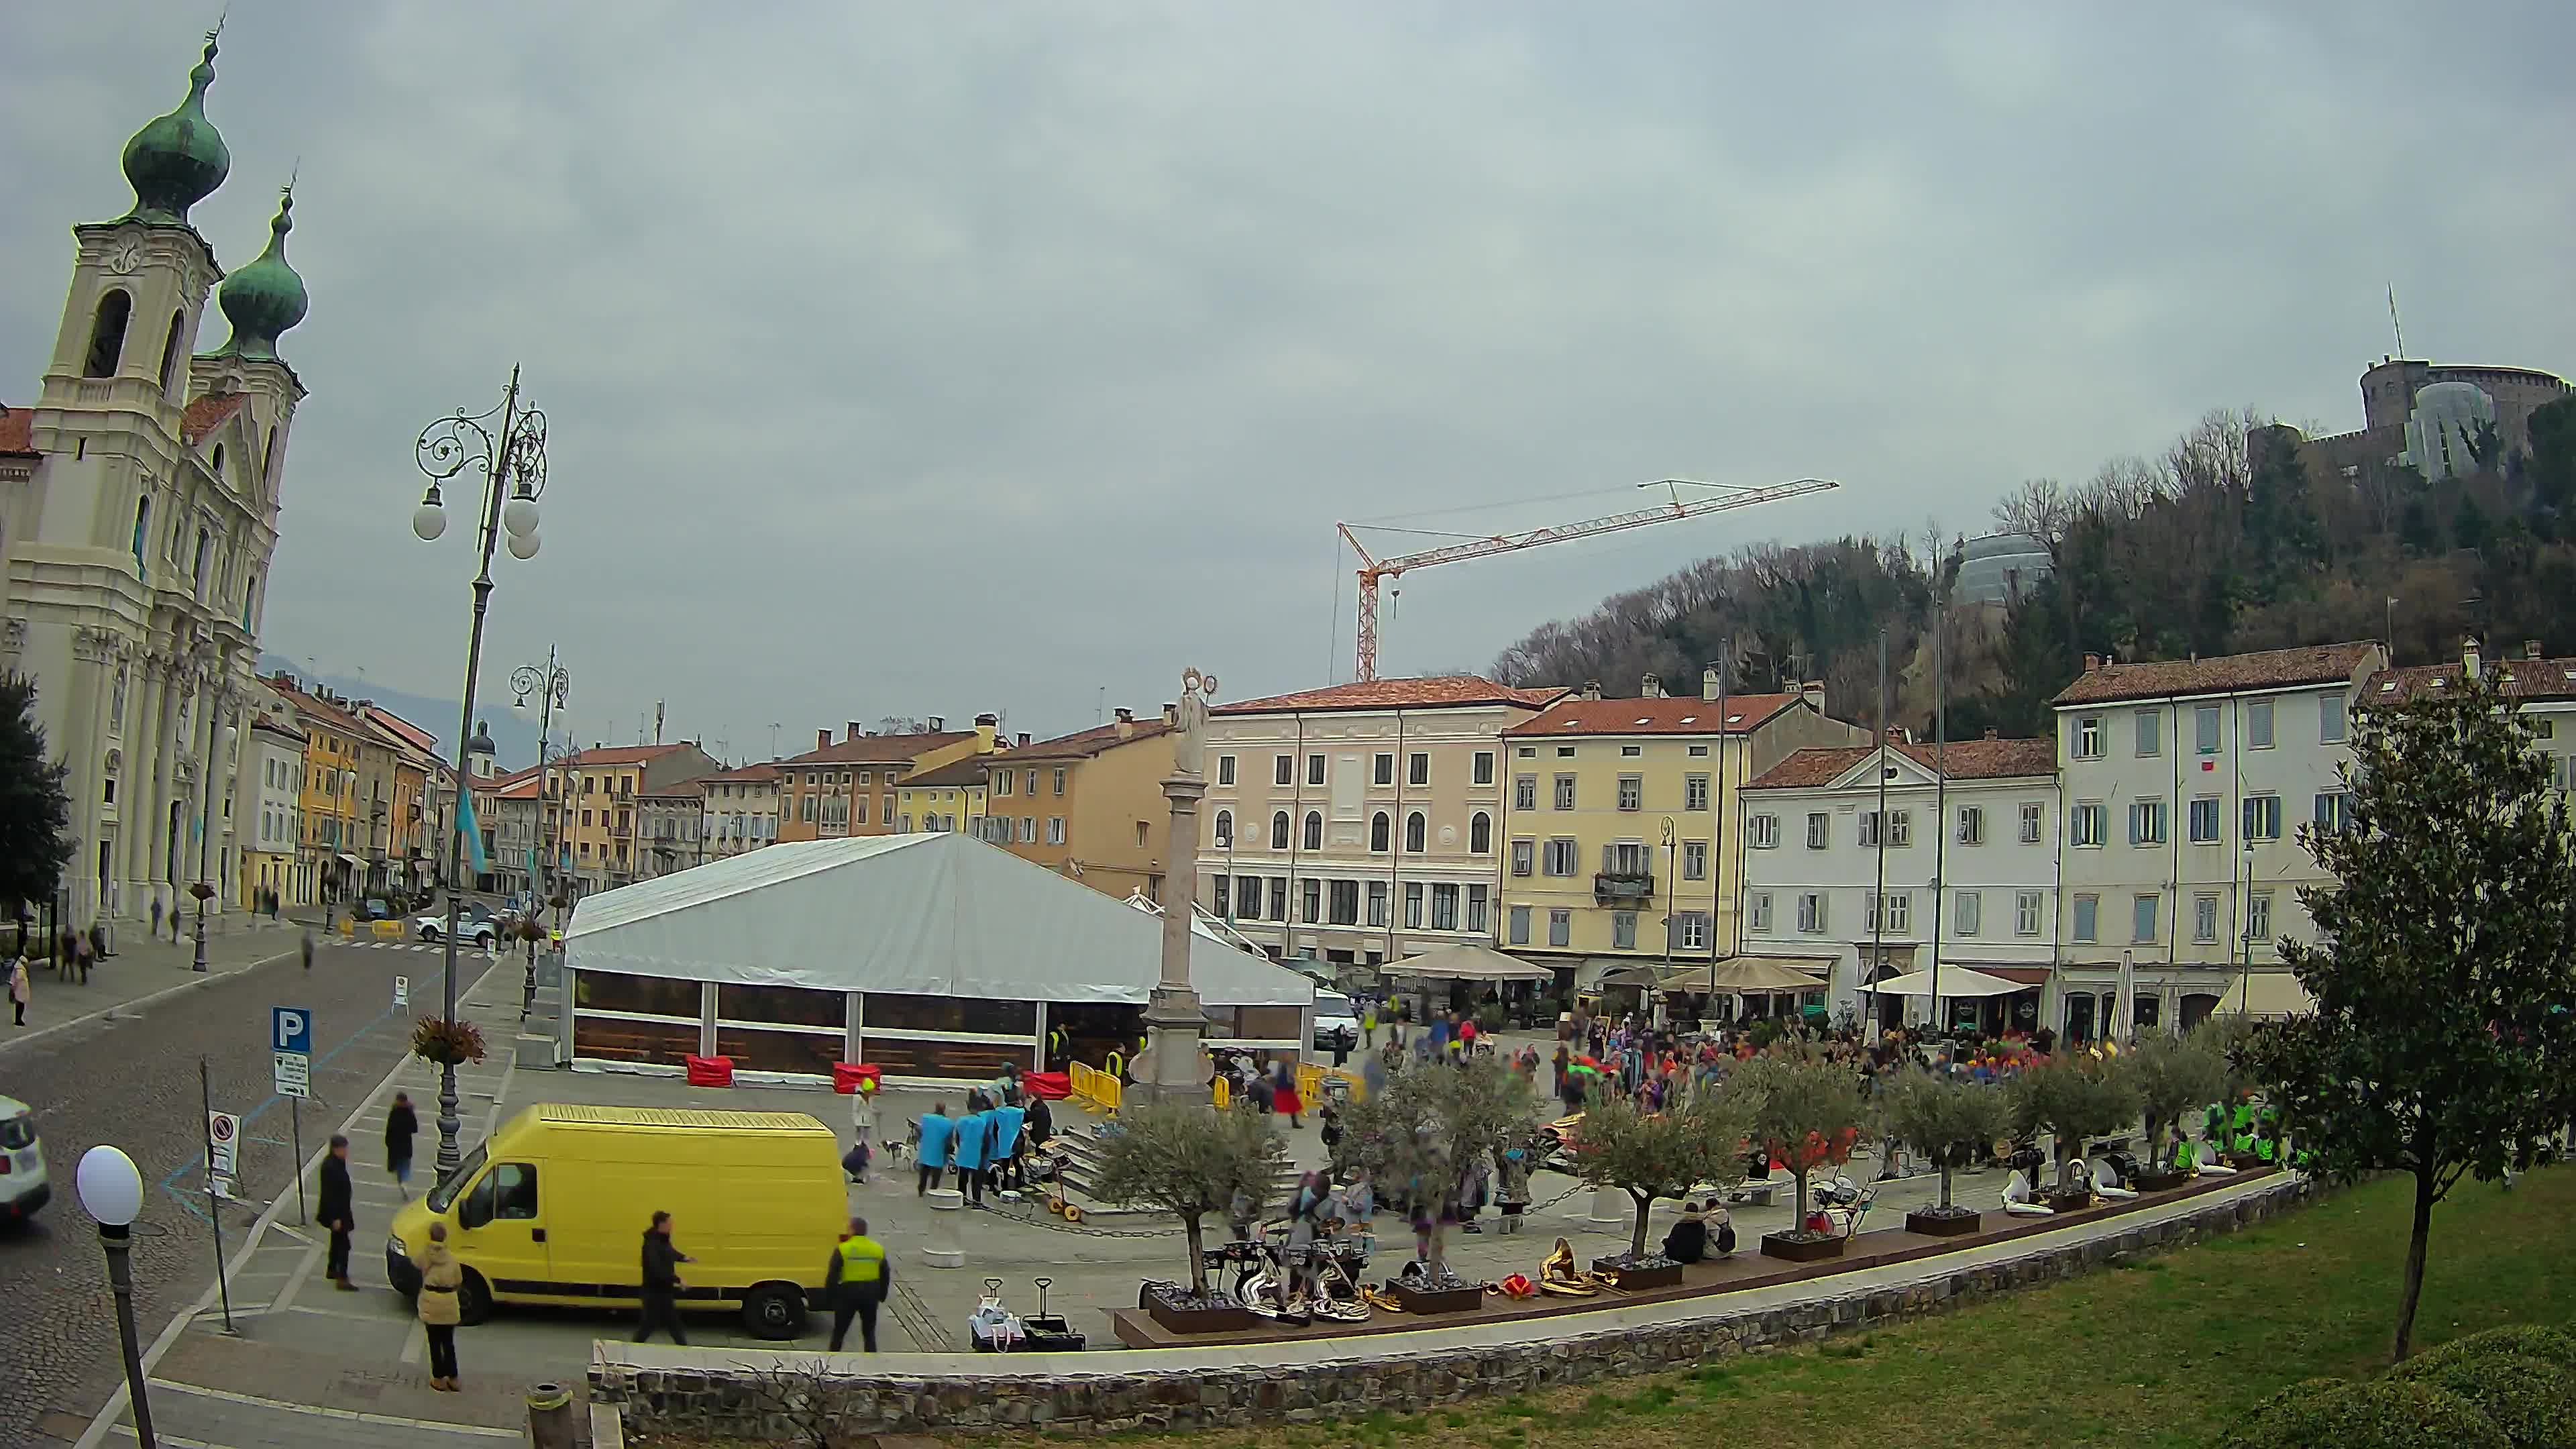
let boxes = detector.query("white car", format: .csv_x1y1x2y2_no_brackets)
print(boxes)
0,1095,50,1223
1311,991,1362,1053
414,910,497,947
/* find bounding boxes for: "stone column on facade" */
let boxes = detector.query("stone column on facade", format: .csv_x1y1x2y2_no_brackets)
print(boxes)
130,655,175,916
1133,669,1218,1109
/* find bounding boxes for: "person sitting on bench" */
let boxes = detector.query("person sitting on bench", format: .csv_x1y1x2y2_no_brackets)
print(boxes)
1662,1201,1709,1263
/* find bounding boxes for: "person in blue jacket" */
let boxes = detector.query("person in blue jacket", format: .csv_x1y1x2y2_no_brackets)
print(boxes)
914,1102,955,1197
952,1092,991,1206
989,1096,1027,1192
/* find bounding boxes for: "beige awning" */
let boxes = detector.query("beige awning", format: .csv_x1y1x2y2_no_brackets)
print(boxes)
1387,943,1558,982
2220,969,2314,1018
1864,965,2023,998
1660,956,1831,994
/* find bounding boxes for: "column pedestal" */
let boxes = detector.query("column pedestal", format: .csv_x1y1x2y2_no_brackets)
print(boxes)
1130,985,1210,1109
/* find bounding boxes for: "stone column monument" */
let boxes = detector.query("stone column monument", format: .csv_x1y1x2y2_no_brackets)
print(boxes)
1134,667,1218,1108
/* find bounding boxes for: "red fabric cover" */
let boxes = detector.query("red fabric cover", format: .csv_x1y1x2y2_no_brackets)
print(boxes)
685,1054,733,1087
832,1061,882,1095
1022,1071,1073,1100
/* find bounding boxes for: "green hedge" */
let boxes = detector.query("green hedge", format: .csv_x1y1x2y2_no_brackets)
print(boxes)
2220,1379,2509,1449
2394,1324,2576,1377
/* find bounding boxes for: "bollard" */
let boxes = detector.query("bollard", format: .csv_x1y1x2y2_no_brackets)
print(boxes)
924,1187,967,1267
1587,1186,1629,1228
525,1383,574,1449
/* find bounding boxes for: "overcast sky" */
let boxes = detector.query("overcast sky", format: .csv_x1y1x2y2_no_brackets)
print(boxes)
8,3,2571,760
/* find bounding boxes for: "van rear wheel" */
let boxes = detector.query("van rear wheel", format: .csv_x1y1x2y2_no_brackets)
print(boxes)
455,1269,493,1326
742,1283,808,1340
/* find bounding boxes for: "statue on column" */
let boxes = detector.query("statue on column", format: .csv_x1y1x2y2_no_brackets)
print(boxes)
1172,667,1217,778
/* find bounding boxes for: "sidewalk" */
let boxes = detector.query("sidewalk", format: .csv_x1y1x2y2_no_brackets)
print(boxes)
4,914,313,1054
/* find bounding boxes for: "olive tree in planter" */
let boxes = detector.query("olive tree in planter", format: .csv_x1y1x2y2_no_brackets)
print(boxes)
1338,1055,1538,1305
2128,1029,2229,1187
1736,1049,1872,1261
1880,1067,2011,1236
2007,1052,2139,1207
1564,1079,1762,1285
1091,1099,1287,1331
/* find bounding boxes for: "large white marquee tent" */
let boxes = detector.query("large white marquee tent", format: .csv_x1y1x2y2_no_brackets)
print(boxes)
557,833,1316,1084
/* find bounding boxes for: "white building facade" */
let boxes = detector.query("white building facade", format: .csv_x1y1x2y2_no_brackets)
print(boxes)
1,37,309,932
700,763,782,859
1201,676,1563,971
2050,642,2385,1040
241,715,305,907
1740,737,2061,1034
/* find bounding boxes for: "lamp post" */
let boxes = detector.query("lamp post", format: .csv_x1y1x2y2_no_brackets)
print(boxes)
513,651,570,1018
412,367,550,1174
191,718,237,973
76,1145,156,1449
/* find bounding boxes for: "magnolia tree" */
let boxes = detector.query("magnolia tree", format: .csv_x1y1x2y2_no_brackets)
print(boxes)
2128,1028,2231,1171
1879,1068,2010,1216
2008,1053,2139,1192
1566,1081,1763,1262
1338,1056,1540,1281
1092,1100,1288,1301
2237,671,2576,1362
1735,1049,1872,1238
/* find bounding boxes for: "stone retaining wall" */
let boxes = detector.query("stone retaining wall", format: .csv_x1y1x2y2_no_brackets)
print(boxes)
597,1179,2308,1440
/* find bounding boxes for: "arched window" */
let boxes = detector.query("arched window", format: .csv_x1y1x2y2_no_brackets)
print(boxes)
211,443,225,482
1470,811,1492,854
1370,811,1390,852
85,290,132,378
1213,809,1232,848
193,527,212,600
1270,811,1290,850
1302,810,1323,851
262,424,278,488
1405,811,1426,853
129,496,151,572
157,311,186,393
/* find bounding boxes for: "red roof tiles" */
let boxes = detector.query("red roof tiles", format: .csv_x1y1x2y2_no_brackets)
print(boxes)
1216,676,1566,716
1010,718,1172,760
2049,643,2381,706
1746,737,2057,790
2367,656,2576,705
1503,693,1801,738
564,743,691,767
0,405,35,458
181,392,249,445
901,757,995,789
775,731,975,767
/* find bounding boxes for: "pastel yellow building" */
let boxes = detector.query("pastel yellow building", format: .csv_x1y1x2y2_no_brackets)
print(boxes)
1497,672,1862,980
894,756,989,833
264,675,367,902
773,715,1000,844
991,708,1176,901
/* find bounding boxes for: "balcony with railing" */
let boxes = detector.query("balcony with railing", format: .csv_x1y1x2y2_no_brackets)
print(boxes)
1593,870,1654,903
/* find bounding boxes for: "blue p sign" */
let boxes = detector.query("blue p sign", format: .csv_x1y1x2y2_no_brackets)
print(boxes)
272,1006,311,1055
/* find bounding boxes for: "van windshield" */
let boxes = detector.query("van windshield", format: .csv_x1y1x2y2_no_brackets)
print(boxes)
425,1144,486,1214
1317,994,1355,1016
0,1115,33,1150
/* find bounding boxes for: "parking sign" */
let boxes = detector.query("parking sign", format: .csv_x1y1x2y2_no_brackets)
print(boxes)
271,1007,311,1055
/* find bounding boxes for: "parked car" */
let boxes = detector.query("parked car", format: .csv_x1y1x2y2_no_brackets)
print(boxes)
1310,991,1362,1052
0,1095,50,1223
351,898,401,923
415,903,498,947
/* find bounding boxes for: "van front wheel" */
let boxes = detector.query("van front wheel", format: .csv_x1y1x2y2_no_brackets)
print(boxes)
742,1283,808,1340
455,1269,494,1326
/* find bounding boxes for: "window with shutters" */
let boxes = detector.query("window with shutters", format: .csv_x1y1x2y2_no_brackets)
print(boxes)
1955,890,1981,936
1796,892,1826,933
1749,813,1779,849
2242,794,2282,841
1617,775,1642,811
1611,911,1636,949
1508,904,1530,945
1554,774,1576,810
2016,890,2043,936
1514,775,1537,810
2072,894,2099,943
1684,773,1709,810
2190,796,2222,844
1682,840,1707,880
2246,700,2275,749
1957,805,1984,845
1511,839,1535,876
1807,812,1830,849
1548,909,1570,947
2129,798,2167,846
1749,892,1774,932
1542,838,1578,876
2194,893,2220,943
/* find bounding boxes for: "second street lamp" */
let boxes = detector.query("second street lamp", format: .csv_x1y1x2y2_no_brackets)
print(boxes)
512,650,570,1018
412,366,551,1175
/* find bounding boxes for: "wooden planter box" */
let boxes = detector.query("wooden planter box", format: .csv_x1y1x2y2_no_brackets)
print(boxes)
2225,1151,2265,1171
1904,1208,1982,1237
1760,1231,1845,1263
1590,1256,1684,1290
2129,1168,2191,1193
2041,1189,2096,1214
1142,1286,1255,1335
1391,1279,1485,1315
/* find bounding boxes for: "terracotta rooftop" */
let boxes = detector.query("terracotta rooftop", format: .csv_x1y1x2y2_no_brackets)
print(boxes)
776,731,975,767
564,743,690,767
1011,717,1173,759
901,757,994,790
2050,643,2381,707
699,762,780,784
2367,653,2576,706
0,405,34,457
264,676,367,735
180,392,249,446
1746,737,2057,791
250,716,306,744
493,772,542,800
1216,676,1566,716
1503,693,1801,738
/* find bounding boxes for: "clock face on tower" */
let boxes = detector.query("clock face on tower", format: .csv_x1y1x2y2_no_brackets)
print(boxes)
107,238,144,275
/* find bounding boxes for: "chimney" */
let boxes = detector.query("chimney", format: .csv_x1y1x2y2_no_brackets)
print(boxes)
2083,652,2101,673
847,720,863,741
1114,707,1135,739
1161,702,1178,727
974,712,998,751
1641,672,1664,698
1800,680,1825,712
1702,667,1721,702
926,715,945,732
817,729,831,751
1016,732,1031,748
2526,639,2544,661
2463,635,2481,681
1582,679,1602,701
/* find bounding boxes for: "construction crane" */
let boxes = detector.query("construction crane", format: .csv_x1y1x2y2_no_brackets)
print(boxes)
1336,476,1841,681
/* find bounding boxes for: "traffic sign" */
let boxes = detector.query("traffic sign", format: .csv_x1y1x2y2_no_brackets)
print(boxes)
272,1051,311,1099
393,976,409,1009
271,1007,311,1055
207,1111,240,1176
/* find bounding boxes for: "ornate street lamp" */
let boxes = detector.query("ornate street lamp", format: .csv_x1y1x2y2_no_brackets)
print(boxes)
411,368,549,1174
76,1145,156,1449
512,651,570,1018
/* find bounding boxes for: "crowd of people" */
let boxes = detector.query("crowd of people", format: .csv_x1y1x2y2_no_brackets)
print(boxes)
899,1063,1057,1205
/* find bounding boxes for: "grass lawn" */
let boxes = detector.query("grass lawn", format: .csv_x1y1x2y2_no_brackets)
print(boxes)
1015,1165,2576,1449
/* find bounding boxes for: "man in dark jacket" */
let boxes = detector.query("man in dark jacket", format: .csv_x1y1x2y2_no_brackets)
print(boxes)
317,1136,357,1290
636,1210,692,1344
384,1093,418,1187
824,1216,888,1352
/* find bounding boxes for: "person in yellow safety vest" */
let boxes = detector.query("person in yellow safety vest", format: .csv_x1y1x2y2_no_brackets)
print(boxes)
1046,1024,1067,1069
825,1216,888,1352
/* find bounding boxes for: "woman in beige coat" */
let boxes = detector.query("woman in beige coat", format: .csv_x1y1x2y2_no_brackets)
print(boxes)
415,1222,464,1389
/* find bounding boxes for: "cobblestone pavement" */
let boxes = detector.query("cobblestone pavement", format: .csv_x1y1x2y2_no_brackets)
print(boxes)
0,931,496,1448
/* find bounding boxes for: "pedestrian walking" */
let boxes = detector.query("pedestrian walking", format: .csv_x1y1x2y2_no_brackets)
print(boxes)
1270,1059,1304,1130
953,1093,990,1205
1362,1002,1378,1050
415,1221,464,1389
914,1102,955,1196
319,1135,357,1290
635,1210,692,1344
301,928,314,971
989,1094,1026,1193
149,897,163,941
846,1079,877,1183
8,953,29,1026
824,1215,889,1352
385,1093,418,1187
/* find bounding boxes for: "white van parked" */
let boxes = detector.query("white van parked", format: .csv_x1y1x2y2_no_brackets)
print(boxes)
0,1095,50,1222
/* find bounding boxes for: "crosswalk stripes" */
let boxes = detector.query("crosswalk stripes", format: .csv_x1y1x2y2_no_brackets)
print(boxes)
351,941,496,955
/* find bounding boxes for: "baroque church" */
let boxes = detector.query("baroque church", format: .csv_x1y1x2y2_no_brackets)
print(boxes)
0,32,309,933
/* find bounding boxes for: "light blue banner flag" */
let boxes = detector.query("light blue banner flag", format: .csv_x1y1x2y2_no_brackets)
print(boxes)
457,790,488,875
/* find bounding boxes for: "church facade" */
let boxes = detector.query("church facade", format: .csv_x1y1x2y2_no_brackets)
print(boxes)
0,32,311,933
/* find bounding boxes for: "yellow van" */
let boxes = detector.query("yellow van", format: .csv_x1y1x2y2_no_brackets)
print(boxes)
386,1105,844,1339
